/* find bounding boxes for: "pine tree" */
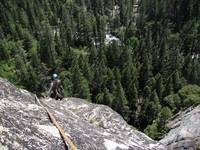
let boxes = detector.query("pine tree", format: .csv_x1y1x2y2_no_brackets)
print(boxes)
106,41,122,68
121,60,138,89
71,61,91,100
54,32,64,57
15,54,28,87
75,6,93,46
164,77,174,96
89,44,98,65
146,90,161,124
112,68,130,120
0,39,11,60
92,48,108,99
145,77,156,90
25,66,41,93
126,36,139,60
190,58,200,85
139,51,153,89
96,92,104,104
155,74,164,99
164,33,182,77
39,21,57,67
157,106,172,133
103,88,114,107
97,15,106,46
172,70,182,92
143,85,151,98
96,88,114,106
106,68,116,93
60,70,73,97
29,40,40,68
127,82,138,108
78,55,93,83
62,47,76,69
127,82,139,125
144,106,172,140
18,8,29,28
158,36,168,74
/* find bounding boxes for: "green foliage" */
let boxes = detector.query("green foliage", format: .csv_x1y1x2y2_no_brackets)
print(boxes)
190,58,200,85
0,59,19,85
0,0,200,140
144,121,159,140
139,51,153,89
145,106,172,140
157,107,172,135
163,94,181,112
71,61,91,100
178,85,200,107
155,74,164,99
0,39,10,60
164,85,200,112
112,79,130,121
39,21,57,67
96,88,114,106
29,40,40,67
0,39,22,60
60,71,73,97
126,36,139,50
25,66,41,92
146,90,161,124
92,49,108,96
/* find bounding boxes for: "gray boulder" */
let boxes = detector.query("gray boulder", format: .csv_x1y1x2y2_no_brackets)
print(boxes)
160,105,200,150
0,78,164,150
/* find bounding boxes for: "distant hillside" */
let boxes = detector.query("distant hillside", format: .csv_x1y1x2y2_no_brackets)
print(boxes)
0,0,200,139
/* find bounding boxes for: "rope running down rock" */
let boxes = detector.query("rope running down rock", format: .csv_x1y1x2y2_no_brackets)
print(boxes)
34,95,77,150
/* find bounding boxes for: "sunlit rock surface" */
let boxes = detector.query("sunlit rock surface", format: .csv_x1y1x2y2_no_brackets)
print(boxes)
0,78,165,150
160,105,200,150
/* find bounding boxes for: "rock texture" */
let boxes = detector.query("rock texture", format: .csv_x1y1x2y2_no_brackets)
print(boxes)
160,105,200,150
0,78,165,150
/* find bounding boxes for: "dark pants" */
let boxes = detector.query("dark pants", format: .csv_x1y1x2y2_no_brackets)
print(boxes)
50,89,63,100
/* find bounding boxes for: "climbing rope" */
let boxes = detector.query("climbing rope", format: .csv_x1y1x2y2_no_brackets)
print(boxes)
34,95,77,150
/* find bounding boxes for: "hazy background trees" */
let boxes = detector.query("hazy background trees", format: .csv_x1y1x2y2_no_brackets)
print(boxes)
0,0,200,139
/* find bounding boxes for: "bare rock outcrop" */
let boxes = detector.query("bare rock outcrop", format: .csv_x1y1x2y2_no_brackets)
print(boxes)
160,105,200,150
0,78,165,150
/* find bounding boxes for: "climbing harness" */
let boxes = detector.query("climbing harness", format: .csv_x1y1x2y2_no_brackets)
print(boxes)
34,95,77,150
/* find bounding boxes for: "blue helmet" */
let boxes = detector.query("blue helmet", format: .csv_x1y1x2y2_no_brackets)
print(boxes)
52,73,58,79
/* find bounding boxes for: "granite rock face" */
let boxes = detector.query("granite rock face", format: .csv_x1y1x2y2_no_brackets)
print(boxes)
160,105,200,150
0,78,165,150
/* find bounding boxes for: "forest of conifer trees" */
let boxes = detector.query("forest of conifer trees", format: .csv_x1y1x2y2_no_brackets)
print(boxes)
0,0,200,139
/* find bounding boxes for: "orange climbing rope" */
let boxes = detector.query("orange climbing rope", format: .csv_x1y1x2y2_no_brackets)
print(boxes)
35,95,77,150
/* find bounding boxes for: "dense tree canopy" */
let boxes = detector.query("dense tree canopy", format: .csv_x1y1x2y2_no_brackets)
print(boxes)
0,0,200,139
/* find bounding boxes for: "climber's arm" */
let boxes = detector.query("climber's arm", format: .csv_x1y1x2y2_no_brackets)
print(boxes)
47,82,53,97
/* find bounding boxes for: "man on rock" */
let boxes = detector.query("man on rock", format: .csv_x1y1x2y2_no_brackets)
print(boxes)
48,73,64,100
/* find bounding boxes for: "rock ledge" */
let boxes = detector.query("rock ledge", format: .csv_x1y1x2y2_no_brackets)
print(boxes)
0,78,165,150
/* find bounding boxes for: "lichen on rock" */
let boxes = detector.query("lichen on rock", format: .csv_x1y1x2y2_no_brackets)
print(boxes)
160,105,200,150
0,78,165,150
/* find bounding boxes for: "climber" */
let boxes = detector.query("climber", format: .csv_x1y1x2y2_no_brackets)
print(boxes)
48,73,64,100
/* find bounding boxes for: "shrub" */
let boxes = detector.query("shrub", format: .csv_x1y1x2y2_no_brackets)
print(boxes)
178,85,200,107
